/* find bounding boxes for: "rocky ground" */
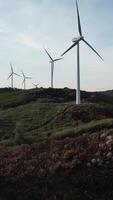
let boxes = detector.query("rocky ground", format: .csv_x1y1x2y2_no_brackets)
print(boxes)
0,128,113,200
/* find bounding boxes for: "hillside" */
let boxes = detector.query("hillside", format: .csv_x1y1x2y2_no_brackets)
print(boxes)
1,129,113,200
0,87,113,199
0,87,113,146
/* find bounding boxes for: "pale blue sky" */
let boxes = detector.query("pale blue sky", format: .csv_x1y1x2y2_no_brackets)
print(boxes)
0,0,112,91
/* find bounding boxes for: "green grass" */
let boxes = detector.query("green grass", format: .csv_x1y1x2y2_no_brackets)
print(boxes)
0,88,113,146
0,101,69,141
50,118,113,140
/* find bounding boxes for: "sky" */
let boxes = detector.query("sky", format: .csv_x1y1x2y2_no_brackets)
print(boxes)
0,0,112,91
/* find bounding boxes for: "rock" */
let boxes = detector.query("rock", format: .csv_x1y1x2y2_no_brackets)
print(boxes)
97,158,103,166
83,133,87,137
95,151,100,157
99,143,105,149
106,140,113,146
91,158,96,164
100,132,108,139
106,152,112,159
105,161,110,165
106,135,113,141
98,161,103,166
97,158,101,163
84,190,88,194
86,162,91,167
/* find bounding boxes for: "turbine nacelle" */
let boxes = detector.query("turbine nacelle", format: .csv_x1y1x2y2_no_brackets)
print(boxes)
49,58,63,63
49,60,53,63
72,37,78,43
72,36,83,43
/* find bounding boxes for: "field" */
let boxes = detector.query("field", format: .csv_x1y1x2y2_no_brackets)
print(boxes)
0,87,113,199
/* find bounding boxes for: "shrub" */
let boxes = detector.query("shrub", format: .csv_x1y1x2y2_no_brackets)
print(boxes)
51,119,113,140
0,138,15,147
14,121,25,143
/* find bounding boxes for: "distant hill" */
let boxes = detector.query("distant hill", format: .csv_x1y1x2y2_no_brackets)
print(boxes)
0,87,113,109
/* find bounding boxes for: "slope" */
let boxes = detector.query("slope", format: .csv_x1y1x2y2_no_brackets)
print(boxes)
0,87,113,146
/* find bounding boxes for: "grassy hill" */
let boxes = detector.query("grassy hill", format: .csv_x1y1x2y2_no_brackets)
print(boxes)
1,87,113,199
0,87,113,146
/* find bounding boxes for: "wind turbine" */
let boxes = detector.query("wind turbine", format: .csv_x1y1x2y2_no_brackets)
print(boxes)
7,62,20,88
61,0,103,104
21,71,31,89
44,48,63,88
32,83,40,88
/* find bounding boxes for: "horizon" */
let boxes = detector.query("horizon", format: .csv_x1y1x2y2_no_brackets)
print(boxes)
1,86,113,93
0,0,112,91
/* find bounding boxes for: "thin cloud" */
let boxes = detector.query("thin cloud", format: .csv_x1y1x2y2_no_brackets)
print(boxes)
17,34,42,50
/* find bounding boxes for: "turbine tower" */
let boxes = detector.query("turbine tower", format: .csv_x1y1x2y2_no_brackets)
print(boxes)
61,0,103,104
7,62,20,88
21,71,31,89
44,48,63,88
32,83,40,88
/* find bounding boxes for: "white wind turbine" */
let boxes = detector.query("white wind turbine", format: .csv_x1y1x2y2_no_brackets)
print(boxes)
32,83,40,88
44,48,63,88
61,0,103,104
21,71,31,89
7,62,20,88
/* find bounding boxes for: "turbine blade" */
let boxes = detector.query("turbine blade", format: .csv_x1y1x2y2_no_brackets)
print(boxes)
21,70,25,77
54,58,63,62
75,0,82,36
32,83,39,87
61,41,78,56
83,39,104,61
44,48,53,61
10,62,13,72
7,73,12,80
13,72,21,77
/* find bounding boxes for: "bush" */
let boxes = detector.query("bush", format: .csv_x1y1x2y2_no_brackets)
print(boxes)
51,119,113,140
0,138,15,147
14,121,25,143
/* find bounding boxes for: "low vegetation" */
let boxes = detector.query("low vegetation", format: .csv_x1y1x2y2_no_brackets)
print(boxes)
0,88,113,146
0,87,113,199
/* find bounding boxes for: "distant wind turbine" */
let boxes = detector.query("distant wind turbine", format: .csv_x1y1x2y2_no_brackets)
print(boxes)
21,71,32,89
44,48,63,88
61,0,103,104
7,62,20,88
32,83,40,88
